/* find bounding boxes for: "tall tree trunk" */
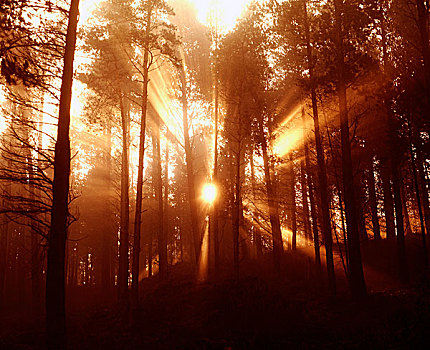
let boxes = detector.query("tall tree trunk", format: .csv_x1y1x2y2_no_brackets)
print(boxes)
333,0,366,298
213,40,220,273
391,148,408,283
250,152,263,258
367,158,381,240
355,172,368,241
304,0,335,292
179,64,200,264
0,203,8,310
417,153,430,238
401,185,412,236
289,153,297,250
302,108,321,271
118,94,130,310
380,162,396,239
409,137,428,266
102,120,113,290
233,151,240,281
300,157,311,241
46,0,79,347
131,4,152,307
416,0,430,109
259,123,283,273
164,134,170,265
153,117,167,280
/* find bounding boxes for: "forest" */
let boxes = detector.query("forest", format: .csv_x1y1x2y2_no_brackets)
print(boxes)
1,0,430,348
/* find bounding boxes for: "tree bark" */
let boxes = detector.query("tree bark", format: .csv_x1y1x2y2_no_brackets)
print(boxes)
46,0,79,347
380,162,396,239
302,108,321,271
153,117,167,280
367,159,381,239
179,64,200,264
300,157,311,241
289,153,297,250
304,0,335,292
118,94,130,310
259,123,283,273
131,3,152,307
333,0,366,298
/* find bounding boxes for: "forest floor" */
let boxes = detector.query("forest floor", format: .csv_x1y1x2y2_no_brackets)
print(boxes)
1,237,430,349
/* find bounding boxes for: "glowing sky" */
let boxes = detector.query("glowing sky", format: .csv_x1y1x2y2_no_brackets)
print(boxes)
191,0,254,31
79,0,255,31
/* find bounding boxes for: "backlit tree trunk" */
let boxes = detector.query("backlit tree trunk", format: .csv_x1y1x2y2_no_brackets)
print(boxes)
131,3,152,307
118,94,130,310
304,0,335,292
367,159,381,240
333,0,366,298
259,122,283,273
46,0,80,347
179,64,200,264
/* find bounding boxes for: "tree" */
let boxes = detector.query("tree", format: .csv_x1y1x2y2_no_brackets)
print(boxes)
46,0,80,347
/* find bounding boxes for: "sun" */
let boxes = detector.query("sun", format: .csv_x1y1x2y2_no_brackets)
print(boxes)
190,0,255,31
202,183,217,203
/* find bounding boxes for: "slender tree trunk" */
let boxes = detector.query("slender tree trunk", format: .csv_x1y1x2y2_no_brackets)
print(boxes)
153,118,167,280
401,185,412,236
0,204,8,310
381,163,396,239
289,153,297,250
417,153,430,238
131,5,152,307
164,134,170,266
250,152,263,258
416,0,430,109
213,44,220,273
300,158,311,241
408,137,428,267
302,108,321,271
304,0,335,292
355,172,368,240
334,0,366,298
118,95,130,310
391,149,408,283
233,151,240,281
102,120,113,290
259,124,283,273
46,1,79,347
367,158,381,239
179,64,200,264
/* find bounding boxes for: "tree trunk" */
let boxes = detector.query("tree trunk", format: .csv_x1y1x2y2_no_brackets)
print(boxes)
304,0,335,293
391,152,408,283
0,207,8,310
213,43,220,273
118,94,130,310
367,158,381,239
233,152,240,281
179,64,200,265
250,152,263,258
153,117,167,280
333,0,366,298
259,123,283,273
417,153,430,238
131,4,152,307
46,0,79,347
380,162,396,239
302,108,321,271
164,134,170,265
409,137,428,266
300,157,311,241
289,153,297,250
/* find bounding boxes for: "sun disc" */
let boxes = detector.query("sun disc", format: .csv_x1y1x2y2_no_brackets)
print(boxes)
202,183,217,203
